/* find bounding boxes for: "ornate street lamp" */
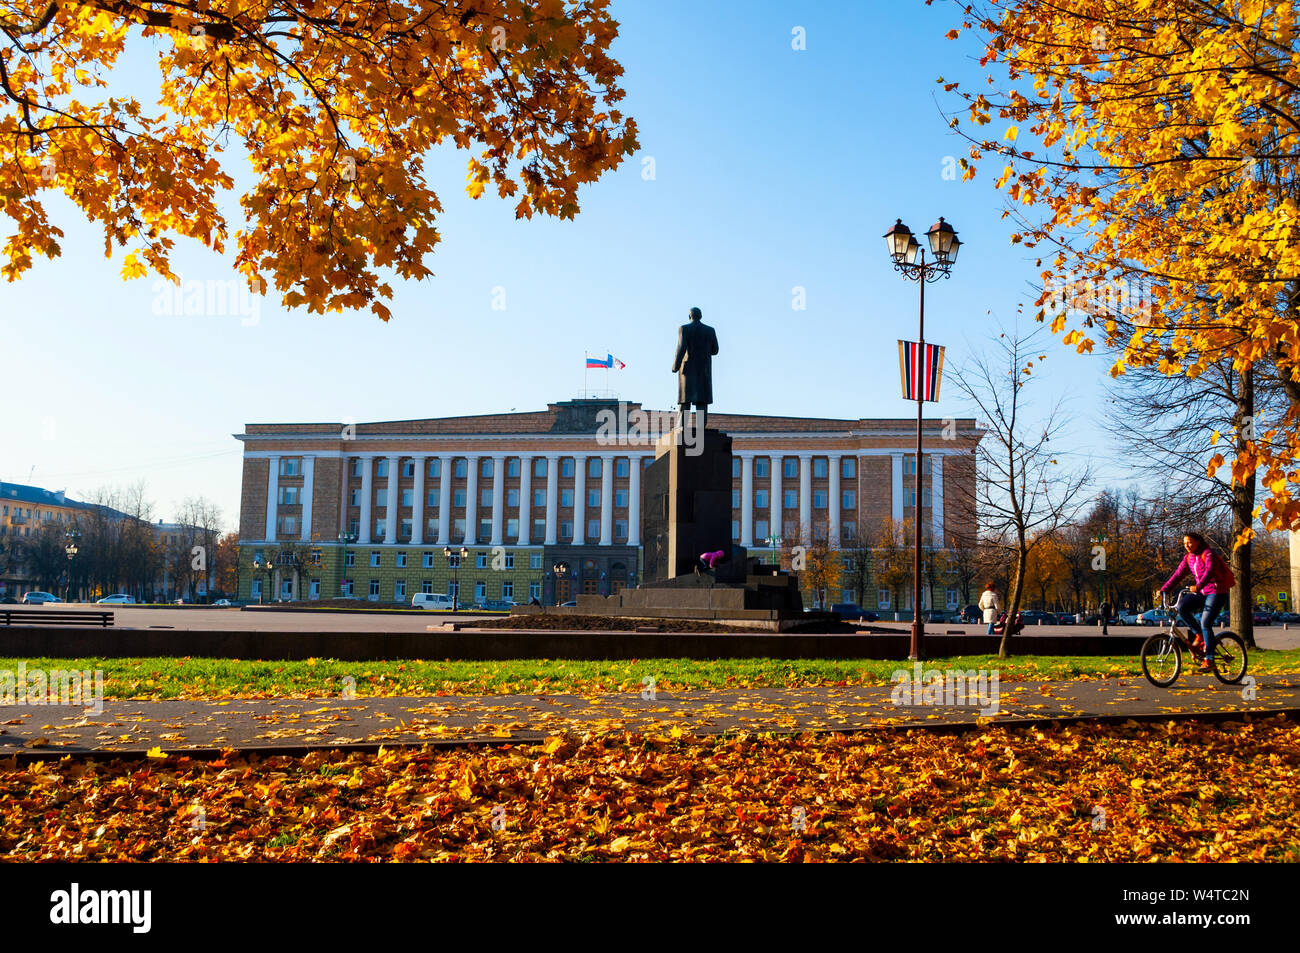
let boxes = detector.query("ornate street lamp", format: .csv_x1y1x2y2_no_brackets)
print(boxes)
763,533,783,567
885,216,962,660
553,561,570,606
251,555,274,605
63,530,81,603
444,546,468,613
338,530,358,598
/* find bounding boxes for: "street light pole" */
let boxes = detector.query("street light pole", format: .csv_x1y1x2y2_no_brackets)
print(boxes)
885,216,962,661
63,531,81,603
445,546,468,613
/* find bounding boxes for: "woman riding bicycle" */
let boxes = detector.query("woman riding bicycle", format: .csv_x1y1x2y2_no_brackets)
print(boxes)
1158,532,1234,672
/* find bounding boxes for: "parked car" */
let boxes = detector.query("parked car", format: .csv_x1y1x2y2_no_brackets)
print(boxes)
96,593,137,605
1252,609,1275,625
212,598,233,607
1019,609,1056,626
1053,612,1075,625
1274,611,1300,624
479,599,514,611
956,604,982,624
21,591,61,604
1136,608,1172,626
1117,610,1145,626
411,593,456,610
560,601,578,607
0,595,16,604
831,603,878,622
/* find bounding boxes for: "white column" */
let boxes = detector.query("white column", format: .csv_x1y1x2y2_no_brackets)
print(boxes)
572,455,586,545
545,454,559,545
518,456,531,545
265,456,280,541
358,455,373,544
464,455,479,544
628,455,643,547
385,455,400,543
437,455,452,545
411,456,425,546
931,454,944,548
799,453,812,542
740,452,754,547
490,453,506,546
890,452,904,527
828,454,840,549
599,454,614,545
770,455,783,542
300,456,315,542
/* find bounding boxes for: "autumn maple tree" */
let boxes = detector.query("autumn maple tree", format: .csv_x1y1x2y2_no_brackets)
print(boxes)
0,0,638,318
939,0,1300,530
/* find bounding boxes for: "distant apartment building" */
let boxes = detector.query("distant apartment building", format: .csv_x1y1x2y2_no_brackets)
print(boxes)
0,483,91,596
235,398,981,613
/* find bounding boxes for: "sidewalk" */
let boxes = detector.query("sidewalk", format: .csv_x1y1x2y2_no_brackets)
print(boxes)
2,674,1297,760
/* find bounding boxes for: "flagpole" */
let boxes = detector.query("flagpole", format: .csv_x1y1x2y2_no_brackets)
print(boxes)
584,354,589,398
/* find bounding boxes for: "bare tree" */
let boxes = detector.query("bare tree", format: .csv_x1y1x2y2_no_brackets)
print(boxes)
949,324,1095,656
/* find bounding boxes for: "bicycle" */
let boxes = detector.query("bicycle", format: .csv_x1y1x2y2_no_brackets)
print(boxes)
1140,588,1248,687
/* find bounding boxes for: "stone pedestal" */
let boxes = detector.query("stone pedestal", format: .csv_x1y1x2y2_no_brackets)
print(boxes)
642,428,740,582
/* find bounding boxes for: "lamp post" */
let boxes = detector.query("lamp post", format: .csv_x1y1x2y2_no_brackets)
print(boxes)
63,531,81,603
553,561,570,605
764,534,783,567
251,555,272,604
885,216,961,660
444,546,468,613
338,530,357,598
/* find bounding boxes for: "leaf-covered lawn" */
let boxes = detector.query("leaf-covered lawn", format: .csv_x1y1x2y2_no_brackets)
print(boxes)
2,718,1297,861
4,651,1298,700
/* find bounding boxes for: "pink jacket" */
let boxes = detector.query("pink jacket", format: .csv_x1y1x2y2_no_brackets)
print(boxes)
1161,548,1223,595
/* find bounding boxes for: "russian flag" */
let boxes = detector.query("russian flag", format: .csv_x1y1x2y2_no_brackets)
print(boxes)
587,354,613,369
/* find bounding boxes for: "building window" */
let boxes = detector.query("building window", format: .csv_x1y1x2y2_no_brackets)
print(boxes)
340,578,353,597
588,457,601,478
309,579,320,600
502,581,514,600
475,581,486,602
506,488,519,507
813,490,827,509
533,518,546,540
507,518,519,539
279,457,301,476
614,489,628,508
351,459,362,477
561,458,575,477
423,551,435,568
428,459,441,479
374,518,386,540
529,582,541,602
401,488,413,507
731,489,740,508
377,459,389,478
369,579,380,600
616,458,629,477
396,552,407,568
344,552,355,567
481,488,493,507
427,518,438,539
842,458,856,479
587,489,600,508
394,580,407,601
251,579,262,600
904,455,931,476
402,461,414,477
399,519,413,540
447,553,461,568
755,489,769,509
427,490,438,508
454,489,466,507
534,458,547,478
879,589,891,609
560,520,573,540
276,516,298,535
507,458,520,477
349,519,360,536
783,490,797,509
813,458,827,478
843,490,856,510
376,488,388,508
453,518,466,541
533,489,546,507
946,588,960,609
454,458,467,478
561,489,574,508
530,552,543,570
904,488,933,507
369,551,381,567
755,519,769,540
615,519,628,539
813,522,828,541
278,486,300,505
842,521,857,542
732,520,740,541
783,458,797,479
309,549,322,565
482,458,493,478
479,518,491,540
421,580,433,594
350,489,361,507
732,458,740,478
504,553,515,570
755,458,769,478
476,553,488,569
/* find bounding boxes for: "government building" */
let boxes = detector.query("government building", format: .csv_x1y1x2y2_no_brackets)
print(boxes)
235,398,981,613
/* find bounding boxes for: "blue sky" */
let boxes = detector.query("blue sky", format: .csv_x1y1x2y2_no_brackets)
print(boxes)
0,0,1123,529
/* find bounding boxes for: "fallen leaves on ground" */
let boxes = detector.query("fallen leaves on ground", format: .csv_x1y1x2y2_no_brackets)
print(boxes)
1,717,1296,861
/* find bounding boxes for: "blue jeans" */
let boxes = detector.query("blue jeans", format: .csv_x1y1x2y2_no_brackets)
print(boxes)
1178,592,1226,654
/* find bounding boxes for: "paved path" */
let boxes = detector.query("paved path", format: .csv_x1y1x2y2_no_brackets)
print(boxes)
2,674,1296,759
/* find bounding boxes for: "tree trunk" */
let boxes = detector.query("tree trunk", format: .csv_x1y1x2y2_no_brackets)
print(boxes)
998,544,1028,658
1230,366,1257,649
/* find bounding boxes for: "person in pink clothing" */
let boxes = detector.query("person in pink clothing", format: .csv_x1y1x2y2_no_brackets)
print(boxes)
1159,532,1233,671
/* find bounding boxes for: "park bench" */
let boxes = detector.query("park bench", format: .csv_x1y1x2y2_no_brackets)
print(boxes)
0,609,114,628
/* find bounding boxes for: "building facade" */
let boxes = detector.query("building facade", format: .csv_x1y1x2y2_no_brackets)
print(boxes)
0,483,90,597
235,399,981,612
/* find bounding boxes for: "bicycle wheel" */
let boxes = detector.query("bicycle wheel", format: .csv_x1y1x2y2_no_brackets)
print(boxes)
1141,633,1182,687
1209,632,1247,685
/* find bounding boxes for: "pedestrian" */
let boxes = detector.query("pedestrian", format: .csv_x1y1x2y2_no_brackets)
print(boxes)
979,582,1002,635
1100,599,1112,635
